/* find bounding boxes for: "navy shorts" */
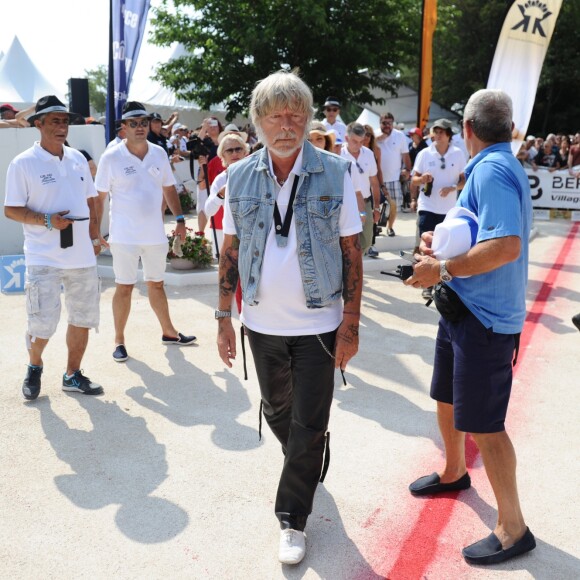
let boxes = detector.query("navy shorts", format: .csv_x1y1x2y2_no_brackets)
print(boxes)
430,310,516,433
417,210,445,237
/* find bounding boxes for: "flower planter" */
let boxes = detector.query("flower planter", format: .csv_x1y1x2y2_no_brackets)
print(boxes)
169,258,197,270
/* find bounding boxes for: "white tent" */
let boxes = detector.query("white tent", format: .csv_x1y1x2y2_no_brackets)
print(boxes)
357,83,459,132
0,37,65,107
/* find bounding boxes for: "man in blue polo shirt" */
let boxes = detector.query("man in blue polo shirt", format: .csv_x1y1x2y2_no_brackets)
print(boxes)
404,89,535,565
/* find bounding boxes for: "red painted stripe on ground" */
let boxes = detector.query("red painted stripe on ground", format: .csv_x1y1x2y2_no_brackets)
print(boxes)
379,222,580,579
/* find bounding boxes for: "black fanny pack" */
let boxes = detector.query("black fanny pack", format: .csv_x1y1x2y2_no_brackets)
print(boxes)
432,283,470,322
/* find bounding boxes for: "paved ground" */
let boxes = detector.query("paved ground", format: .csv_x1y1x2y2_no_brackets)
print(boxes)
1,213,578,579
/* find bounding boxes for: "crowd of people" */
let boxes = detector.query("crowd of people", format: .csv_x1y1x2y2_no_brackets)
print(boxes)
3,78,579,570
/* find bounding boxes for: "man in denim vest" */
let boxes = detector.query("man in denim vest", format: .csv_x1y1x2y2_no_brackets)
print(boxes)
216,71,363,565
405,90,535,565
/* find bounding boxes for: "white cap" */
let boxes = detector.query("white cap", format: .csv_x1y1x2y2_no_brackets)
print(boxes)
432,207,478,278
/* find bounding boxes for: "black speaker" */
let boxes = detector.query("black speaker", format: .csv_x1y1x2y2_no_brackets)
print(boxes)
68,78,90,117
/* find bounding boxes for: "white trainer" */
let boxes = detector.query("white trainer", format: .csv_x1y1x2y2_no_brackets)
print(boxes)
278,529,306,565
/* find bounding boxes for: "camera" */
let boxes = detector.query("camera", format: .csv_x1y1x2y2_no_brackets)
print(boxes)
381,265,414,280
186,135,214,160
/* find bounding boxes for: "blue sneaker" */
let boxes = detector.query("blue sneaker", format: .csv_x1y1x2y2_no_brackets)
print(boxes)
22,365,43,400
62,370,103,395
161,332,197,346
113,344,128,362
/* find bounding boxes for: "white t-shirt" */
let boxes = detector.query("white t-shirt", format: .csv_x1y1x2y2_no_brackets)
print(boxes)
321,118,347,142
413,143,466,215
5,142,97,268
95,141,176,245
340,145,377,199
452,133,470,163
223,148,362,336
377,128,408,182
205,170,227,217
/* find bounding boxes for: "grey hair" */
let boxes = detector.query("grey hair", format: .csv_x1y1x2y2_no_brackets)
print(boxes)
346,122,366,138
249,70,314,130
217,133,249,163
464,89,513,143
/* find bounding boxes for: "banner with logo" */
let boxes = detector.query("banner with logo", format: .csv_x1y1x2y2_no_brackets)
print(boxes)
417,0,438,130
106,0,150,141
487,0,563,154
527,168,580,210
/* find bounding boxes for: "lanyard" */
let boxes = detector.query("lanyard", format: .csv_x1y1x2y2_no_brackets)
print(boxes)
272,174,299,246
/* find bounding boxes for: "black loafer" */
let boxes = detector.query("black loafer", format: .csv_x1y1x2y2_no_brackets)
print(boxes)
462,527,536,565
409,472,471,496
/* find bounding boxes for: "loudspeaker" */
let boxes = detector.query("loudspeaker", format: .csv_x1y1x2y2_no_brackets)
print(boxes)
68,78,90,117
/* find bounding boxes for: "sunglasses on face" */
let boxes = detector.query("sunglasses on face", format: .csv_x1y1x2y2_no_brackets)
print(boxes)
224,147,244,154
126,119,150,128
325,108,339,112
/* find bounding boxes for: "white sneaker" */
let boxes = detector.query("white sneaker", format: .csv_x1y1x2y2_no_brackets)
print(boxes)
278,529,306,565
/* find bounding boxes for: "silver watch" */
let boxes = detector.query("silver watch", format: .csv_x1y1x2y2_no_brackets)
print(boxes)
440,260,453,282
91,238,101,247
215,309,232,319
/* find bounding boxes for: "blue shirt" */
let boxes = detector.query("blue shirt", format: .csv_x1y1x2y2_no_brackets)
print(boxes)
450,142,532,334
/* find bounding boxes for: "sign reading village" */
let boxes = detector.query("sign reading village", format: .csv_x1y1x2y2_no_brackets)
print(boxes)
526,168,580,210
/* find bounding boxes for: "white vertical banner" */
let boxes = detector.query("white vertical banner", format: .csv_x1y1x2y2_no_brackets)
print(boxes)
487,0,563,154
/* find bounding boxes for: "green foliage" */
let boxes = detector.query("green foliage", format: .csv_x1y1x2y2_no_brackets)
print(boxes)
84,65,108,115
150,0,421,120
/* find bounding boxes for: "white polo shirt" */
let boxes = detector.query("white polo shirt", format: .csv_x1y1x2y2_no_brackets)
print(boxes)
413,143,466,215
340,145,377,199
5,143,97,268
321,118,347,142
377,128,408,182
95,141,176,245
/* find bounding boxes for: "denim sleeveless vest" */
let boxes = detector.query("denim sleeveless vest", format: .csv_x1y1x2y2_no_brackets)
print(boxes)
227,141,350,308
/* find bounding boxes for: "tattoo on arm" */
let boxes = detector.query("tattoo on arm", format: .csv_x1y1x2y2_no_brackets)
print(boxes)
218,238,240,299
340,235,363,307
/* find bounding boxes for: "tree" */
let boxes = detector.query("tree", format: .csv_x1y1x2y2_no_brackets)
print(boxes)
150,0,421,120
402,0,579,133
85,65,108,115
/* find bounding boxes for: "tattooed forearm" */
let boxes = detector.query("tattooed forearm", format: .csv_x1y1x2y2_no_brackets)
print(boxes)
22,208,44,225
218,239,239,301
340,234,363,309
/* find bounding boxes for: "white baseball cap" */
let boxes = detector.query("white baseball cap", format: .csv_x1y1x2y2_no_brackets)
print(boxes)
432,207,478,277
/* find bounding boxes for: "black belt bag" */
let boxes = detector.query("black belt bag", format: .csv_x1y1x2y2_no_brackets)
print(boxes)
432,283,470,322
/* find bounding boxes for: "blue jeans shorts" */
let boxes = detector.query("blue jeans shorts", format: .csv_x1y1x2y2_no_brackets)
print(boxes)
430,310,516,433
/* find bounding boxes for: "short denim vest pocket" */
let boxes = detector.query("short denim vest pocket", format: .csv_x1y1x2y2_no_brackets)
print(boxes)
229,198,260,239
307,198,342,244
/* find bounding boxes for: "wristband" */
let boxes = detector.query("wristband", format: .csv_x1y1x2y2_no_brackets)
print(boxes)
359,212,367,217
176,214,185,221
44,213,53,230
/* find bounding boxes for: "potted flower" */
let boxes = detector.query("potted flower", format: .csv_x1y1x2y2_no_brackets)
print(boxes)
167,227,213,270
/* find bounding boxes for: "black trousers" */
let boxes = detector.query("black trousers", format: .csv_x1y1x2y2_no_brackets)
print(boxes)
244,327,337,531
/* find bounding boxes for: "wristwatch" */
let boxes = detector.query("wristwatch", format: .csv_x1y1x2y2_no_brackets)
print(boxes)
215,309,232,319
440,260,453,282
91,238,101,247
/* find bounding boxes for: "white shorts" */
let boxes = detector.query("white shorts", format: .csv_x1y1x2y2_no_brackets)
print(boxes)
197,188,208,216
110,243,168,284
25,266,100,340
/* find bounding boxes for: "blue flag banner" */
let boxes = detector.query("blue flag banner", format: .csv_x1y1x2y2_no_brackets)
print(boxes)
107,0,150,140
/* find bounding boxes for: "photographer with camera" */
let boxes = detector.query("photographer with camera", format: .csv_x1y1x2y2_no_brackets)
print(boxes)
190,117,223,234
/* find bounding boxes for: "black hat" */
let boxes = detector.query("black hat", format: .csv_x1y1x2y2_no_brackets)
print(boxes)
150,112,163,122
323,96,341,108
120,101,151,121
27,95,83,125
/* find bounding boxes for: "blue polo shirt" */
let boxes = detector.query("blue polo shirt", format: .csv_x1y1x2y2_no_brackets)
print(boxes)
450,142,532,334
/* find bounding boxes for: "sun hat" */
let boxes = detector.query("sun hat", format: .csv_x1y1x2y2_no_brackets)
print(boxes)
218,123,248,143
27,95,83,125
431,207,478,277
119,101,151,121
